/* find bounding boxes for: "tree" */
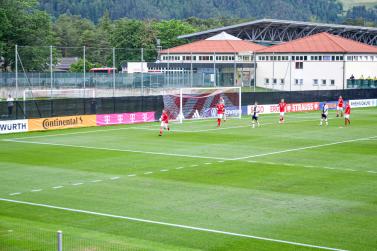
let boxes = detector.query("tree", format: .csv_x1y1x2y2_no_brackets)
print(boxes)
69,59,101,72
0,0,55,71
110,19,157,65
152,20,197,49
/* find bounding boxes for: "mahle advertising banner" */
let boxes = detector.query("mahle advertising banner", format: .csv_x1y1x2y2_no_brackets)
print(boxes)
28,115,97,132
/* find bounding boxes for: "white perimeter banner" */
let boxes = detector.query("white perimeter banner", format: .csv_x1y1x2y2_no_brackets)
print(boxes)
0,119,28,134
247,104,279,115
349,99,377,108
247,102,320,115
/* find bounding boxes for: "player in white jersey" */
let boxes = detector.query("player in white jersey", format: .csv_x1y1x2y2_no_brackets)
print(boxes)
320,102,329,126
251,102,260,128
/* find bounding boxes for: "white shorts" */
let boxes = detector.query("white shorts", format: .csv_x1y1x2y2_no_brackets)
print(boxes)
337,106,343,111
160,122,168,128
344,114,350,119
280,112,285,117
218,114,223,119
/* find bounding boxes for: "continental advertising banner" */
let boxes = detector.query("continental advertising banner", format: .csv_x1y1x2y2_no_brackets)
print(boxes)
0,120,28,134
96,112,155,126
28,115,96,132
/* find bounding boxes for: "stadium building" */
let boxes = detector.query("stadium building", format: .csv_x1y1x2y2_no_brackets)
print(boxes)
256,32,377,91
156,32,265,86
159,20,377,91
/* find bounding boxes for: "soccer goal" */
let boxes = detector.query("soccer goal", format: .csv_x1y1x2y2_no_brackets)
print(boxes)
23,88,96,101
163,87,242,123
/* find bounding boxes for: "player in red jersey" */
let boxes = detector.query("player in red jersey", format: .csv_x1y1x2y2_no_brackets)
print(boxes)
336,96,344,117
344,101,351,126
278,99,287,124
216,100,225,127
159,109,170,136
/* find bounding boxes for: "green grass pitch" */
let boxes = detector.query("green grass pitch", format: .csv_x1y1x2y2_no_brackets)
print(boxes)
0,108,376,251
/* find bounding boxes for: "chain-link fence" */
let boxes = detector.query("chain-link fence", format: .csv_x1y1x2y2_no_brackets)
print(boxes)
0,45,260,101
1,226,144,251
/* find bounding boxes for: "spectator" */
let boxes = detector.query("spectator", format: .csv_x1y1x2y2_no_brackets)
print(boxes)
7,94,14,117
350,74,355,80
360,74,364,80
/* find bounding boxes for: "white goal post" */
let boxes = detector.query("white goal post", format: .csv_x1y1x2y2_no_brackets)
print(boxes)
163,87,242,123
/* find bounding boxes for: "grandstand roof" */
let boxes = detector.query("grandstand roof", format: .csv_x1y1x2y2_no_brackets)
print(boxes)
160,32,265,54
178,19,377,46
258,32,377,53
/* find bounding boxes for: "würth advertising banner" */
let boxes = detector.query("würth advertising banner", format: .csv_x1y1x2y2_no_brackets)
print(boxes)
0,120,28,134
28,115,96,131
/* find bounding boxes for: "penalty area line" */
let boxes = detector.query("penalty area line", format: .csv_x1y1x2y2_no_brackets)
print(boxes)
0,198,347,251
233,136,377,160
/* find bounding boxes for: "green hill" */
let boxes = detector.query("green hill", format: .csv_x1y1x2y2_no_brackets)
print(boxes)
39,0,343,23
339,0,377,9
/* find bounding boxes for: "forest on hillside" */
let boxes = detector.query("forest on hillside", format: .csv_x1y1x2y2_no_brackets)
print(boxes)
40,0,344,23
1,0,377,73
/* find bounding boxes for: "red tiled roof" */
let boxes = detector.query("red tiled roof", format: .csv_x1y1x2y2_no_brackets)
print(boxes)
258,32,377,53
160,40,265,54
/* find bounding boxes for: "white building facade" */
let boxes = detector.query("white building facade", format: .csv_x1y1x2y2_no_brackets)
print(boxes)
256,32,377,91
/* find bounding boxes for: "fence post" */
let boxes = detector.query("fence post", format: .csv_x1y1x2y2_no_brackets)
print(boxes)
15,44,18,100
83,46,86,95
50,45,53,98
113,47,116,97
57,230,63,251
141,48,144,96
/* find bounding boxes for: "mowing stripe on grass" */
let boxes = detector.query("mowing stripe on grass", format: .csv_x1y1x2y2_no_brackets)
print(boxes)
5,139,229,161
0,198,348,251
234,136,377,160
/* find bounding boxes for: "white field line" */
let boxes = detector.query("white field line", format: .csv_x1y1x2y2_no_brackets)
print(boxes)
110,177,120,180
247,160,376,175
2,114,322,142
128,174,136,177
52,186,64,189
90,180,102,183
144,172,153,175
233,136,377,160
31,189,42,192
0,198,348,251
175,167,184,170
72,183,83,186
5,139,230,161
160,169,169,172
9,192,21,196
133,117,323,133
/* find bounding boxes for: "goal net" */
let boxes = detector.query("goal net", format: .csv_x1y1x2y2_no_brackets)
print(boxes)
163,87,241,123
23,88,96,100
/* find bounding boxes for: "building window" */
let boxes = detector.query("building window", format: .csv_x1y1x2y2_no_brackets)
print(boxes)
272,78,277,85
304,56,307,61
313,79,318,85
280,79,285,85
330,80,335,85
323,56,331,61
322,79,326,85
347,56,352,61
295,62,303,69
300,79,303,85
265,78,269,84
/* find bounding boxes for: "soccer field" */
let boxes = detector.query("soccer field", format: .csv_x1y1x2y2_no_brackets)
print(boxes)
1,108,376,251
